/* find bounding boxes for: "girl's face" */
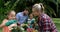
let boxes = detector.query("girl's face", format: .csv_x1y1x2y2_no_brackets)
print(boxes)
29,14,33,19
8,11,16,20
32,8,39,16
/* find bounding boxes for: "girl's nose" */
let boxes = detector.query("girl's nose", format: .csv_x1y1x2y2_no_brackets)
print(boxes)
13,17,16,19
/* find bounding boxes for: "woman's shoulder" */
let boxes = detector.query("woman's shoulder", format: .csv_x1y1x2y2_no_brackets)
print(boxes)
42,14,50,19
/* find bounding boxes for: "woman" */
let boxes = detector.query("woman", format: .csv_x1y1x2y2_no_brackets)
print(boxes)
32,3,58,32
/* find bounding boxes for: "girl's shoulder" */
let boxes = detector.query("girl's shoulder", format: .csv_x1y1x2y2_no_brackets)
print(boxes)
28,18,35,21
32,18,35,20
28,18,30,20
2,19,8,22
3,19,8,21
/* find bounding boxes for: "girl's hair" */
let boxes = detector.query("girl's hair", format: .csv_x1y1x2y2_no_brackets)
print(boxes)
7,10,15,15
6,10,15,19
33,3,44,12
29,13,34,16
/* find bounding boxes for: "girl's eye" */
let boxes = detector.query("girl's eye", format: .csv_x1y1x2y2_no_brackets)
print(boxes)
11,15,15,17
13,16,15,17
11,16,13,17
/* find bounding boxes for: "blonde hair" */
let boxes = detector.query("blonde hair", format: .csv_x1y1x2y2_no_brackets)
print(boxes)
6,10,15,19
33,3,44,12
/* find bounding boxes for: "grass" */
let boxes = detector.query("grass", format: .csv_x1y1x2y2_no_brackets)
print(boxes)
0,29,2,32
52,18,60,32
55,23,60,32
0,18,60,32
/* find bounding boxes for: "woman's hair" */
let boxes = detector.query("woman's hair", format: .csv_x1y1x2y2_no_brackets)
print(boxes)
6,10,15,19
33,3,44,12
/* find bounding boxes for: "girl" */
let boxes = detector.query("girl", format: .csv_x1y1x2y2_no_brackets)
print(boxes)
0,10,17,32
32,3,58,32
27,14,35,32
27,14,35,28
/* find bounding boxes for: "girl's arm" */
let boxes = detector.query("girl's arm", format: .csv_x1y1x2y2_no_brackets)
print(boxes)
8,23,17,30
0,19,7,28
8,23,17,28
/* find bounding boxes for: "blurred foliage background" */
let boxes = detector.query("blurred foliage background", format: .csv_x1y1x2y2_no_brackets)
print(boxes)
0,0,60,23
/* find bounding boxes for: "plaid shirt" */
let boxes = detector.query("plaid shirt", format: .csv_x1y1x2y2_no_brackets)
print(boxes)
38,14,58,32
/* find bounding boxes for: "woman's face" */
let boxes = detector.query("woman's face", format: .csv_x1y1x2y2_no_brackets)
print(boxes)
8,11,16,20
32,8,39,16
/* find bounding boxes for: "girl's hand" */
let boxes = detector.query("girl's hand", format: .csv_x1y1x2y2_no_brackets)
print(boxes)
8,23,17,30
17,22,20,26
